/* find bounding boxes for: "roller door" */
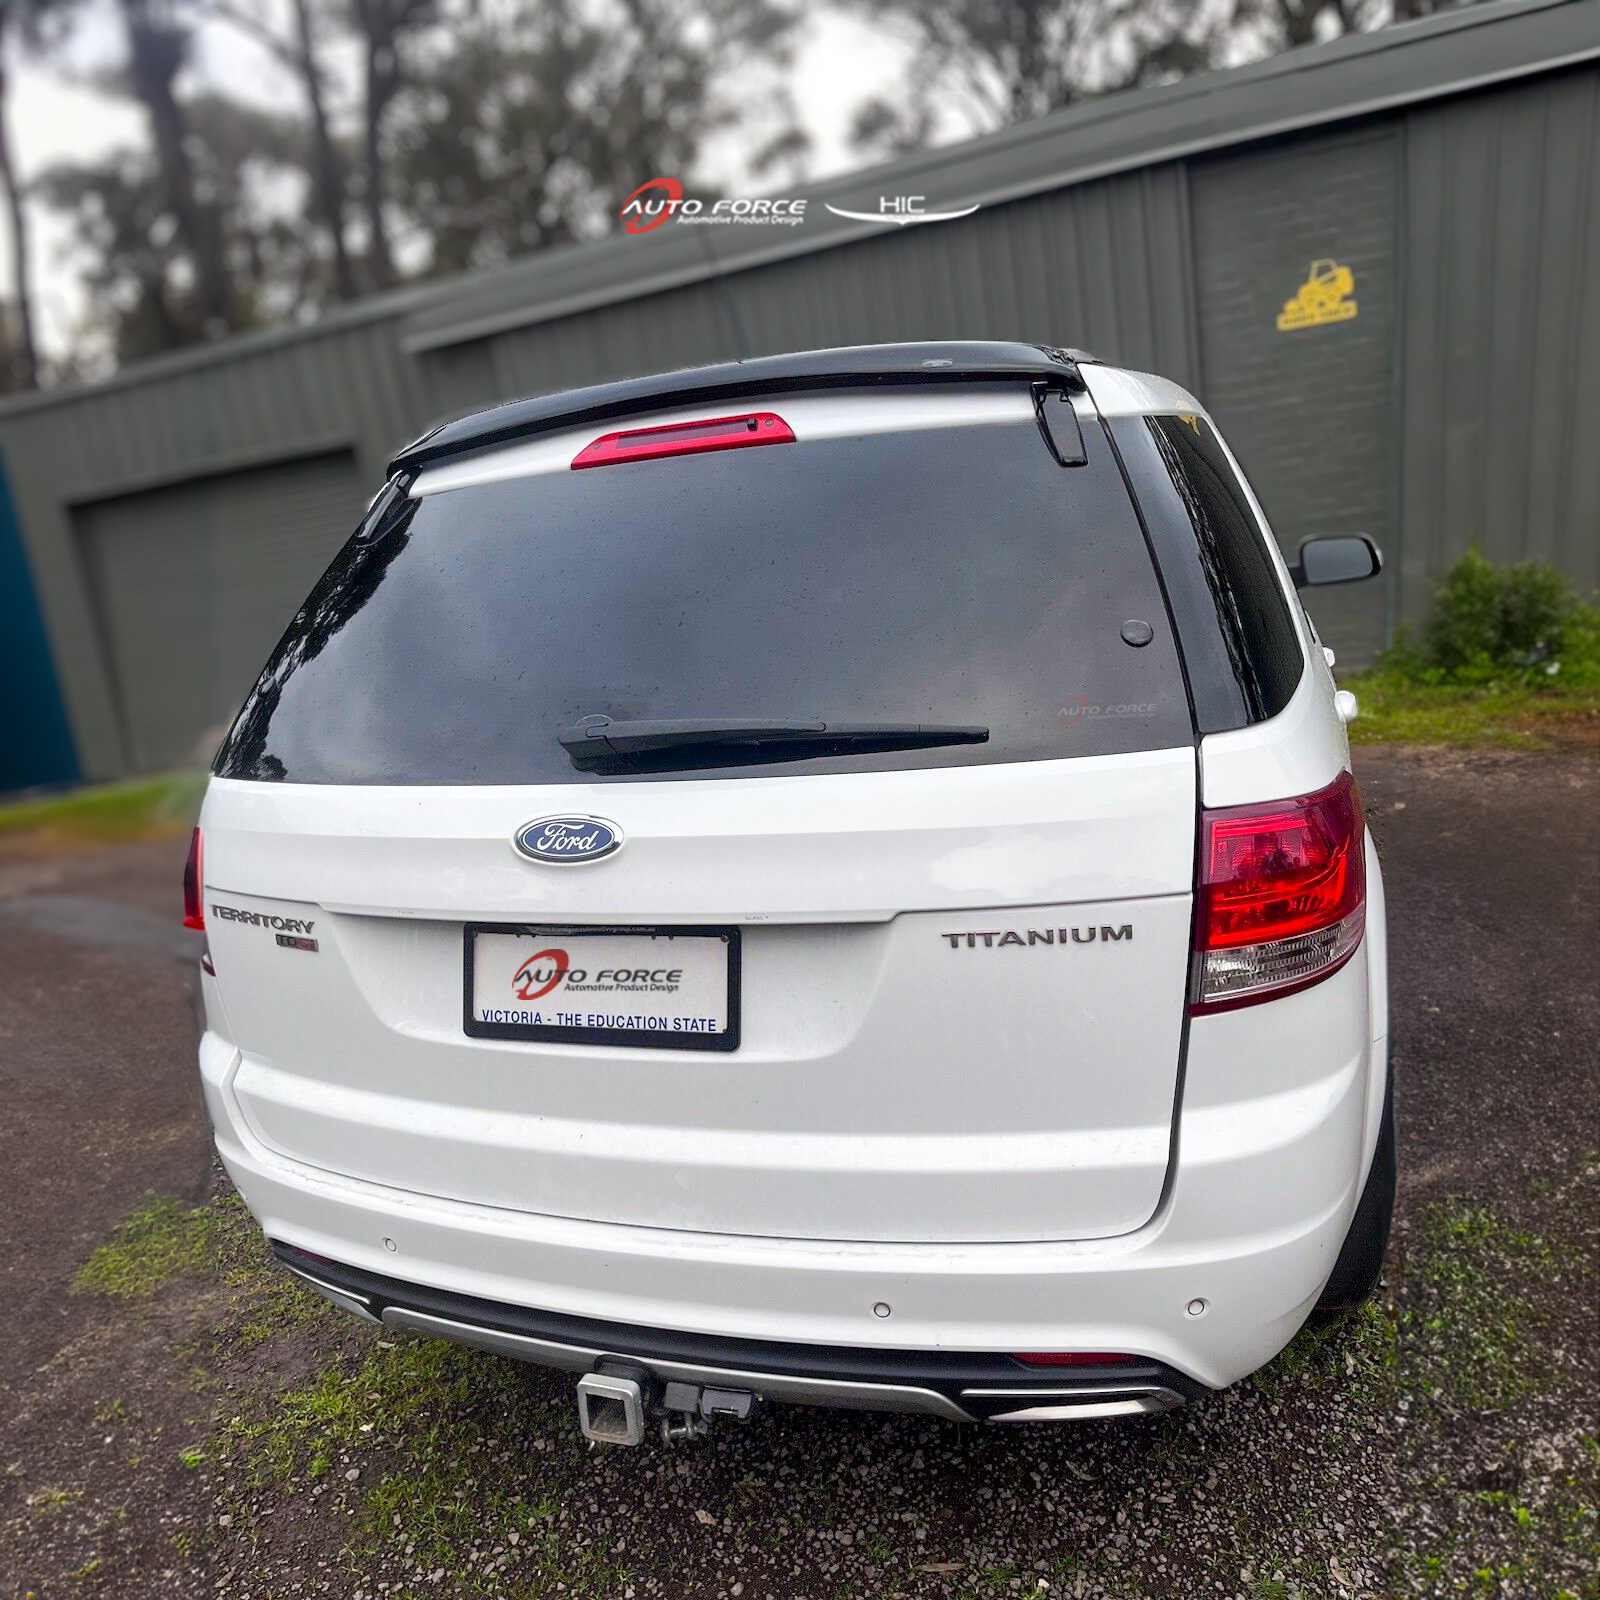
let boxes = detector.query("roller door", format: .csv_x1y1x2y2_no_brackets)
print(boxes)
76,452,364,773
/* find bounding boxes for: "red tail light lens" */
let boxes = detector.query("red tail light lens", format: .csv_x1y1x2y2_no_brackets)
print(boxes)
183,827,204,931
571,411,794,469
1013,1352,1139,1367
1193,771,1365,1011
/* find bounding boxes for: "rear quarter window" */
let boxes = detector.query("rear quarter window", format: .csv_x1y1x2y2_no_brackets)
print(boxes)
1144,415,1304,722
215,407,1196,784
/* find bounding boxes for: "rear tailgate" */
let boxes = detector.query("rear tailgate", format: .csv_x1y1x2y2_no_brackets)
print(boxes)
204,381,1198,1245
204,748,1194,1244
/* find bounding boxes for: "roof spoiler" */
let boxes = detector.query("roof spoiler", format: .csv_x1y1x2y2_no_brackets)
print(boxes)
390,341,1094,476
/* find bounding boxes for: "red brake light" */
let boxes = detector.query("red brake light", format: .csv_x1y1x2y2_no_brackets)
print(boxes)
1013,1352,1138,1367
183,827,204,931
1193,771,1365,1011
571,411,795,469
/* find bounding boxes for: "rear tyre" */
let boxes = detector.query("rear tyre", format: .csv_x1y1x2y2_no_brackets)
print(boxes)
1316,1055,1396,1312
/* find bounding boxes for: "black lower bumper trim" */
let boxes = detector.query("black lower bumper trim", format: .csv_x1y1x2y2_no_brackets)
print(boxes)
272,1241,1205,1412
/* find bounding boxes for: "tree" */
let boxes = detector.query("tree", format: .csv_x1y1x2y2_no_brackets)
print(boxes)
37,92,319,363
0,4,37,388
23,0,807,371
347,0,440,288
841,0,1476,157
389,0,804,275
197,0,360,300
117,0,238,333
290,0,356,298
0,0,77,389
839,0,1226,158
1233,0,1470,50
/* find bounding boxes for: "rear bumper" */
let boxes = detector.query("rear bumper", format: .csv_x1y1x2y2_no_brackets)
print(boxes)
275,1241,1195,1423
204,948,1386,1398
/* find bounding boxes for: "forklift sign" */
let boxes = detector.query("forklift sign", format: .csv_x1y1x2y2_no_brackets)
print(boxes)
1277,259,1358,332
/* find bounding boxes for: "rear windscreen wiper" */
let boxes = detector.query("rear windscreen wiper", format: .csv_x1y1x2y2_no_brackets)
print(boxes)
559,717,988,771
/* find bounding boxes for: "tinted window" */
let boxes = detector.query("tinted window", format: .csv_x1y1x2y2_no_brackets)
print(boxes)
215,414,1192,784
1145,416,1303,721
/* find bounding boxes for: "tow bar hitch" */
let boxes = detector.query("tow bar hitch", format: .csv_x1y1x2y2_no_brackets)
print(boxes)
576,1363,759,1446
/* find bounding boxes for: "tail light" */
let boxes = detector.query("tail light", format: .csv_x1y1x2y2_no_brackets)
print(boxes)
1192,771,1365,1011
182,827,205,931
571,411,794,469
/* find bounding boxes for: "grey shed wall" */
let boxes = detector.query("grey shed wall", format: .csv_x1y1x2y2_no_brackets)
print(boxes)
0,316,437,781
1398,65,1600,619
2,0,1596,784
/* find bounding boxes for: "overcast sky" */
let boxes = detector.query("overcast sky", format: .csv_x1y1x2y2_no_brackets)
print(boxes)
5,1,912,361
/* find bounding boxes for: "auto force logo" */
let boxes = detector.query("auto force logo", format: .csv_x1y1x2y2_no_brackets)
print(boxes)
619,177,684,234
513,815,624,865
513,948,568,1000
510,949,684,1000
1056,697,1158,730
619,177,807,233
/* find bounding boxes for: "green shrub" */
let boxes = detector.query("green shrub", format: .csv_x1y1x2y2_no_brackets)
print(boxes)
1384,548,1600,686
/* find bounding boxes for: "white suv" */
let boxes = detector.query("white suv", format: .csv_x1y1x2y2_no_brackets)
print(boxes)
189,343,1393,1444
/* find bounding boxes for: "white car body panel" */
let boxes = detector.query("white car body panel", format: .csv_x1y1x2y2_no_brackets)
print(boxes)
1200,658,1350,809
201,949,1376,1390
1080,366,1205,419
203,744,1194,921
201,744,1196,1244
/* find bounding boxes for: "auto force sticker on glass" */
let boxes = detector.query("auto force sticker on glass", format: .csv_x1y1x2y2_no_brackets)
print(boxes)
470,930,730,1037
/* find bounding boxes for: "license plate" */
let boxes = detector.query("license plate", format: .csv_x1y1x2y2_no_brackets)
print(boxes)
464,925,740,1051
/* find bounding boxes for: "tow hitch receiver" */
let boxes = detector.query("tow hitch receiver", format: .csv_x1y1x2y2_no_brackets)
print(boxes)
576,1366,759,1446
576,1372,649,1446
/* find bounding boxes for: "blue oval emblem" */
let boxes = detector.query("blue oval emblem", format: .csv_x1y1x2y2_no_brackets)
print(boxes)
513,814,624,865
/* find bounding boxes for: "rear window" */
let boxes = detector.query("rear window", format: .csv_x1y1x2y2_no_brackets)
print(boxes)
214,411,1193,784
1145,416,1303,721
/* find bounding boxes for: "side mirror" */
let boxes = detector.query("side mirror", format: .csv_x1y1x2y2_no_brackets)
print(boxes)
1290,534,1382,588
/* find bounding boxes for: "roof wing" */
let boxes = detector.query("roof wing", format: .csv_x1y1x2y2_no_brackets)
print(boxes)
389,342,1091,476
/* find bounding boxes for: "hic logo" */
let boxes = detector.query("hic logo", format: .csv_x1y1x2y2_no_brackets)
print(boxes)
823,196,980,228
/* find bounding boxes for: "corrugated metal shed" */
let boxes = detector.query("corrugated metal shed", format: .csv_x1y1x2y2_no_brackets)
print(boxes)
1,0,1596,783
1398,61,1600,613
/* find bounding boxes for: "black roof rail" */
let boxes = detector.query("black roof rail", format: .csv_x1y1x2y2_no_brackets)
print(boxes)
390,341,1095,475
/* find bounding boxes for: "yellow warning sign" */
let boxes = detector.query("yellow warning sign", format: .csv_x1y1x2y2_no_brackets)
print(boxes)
1277,259,1358,332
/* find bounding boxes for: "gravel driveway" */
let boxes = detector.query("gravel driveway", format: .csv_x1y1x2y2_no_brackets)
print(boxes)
1,744,1595,1600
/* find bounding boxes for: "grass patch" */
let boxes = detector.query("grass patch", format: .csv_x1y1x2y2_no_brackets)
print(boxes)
1255,1297,1399,1403
219,1330,624,1598
1342,669,1600,749
27,1486,80,1515
1390,1471,1599,1599
0,770,204,847
1404,1198,1559,1411
209,1187,334,1349
75,1192,214,1300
